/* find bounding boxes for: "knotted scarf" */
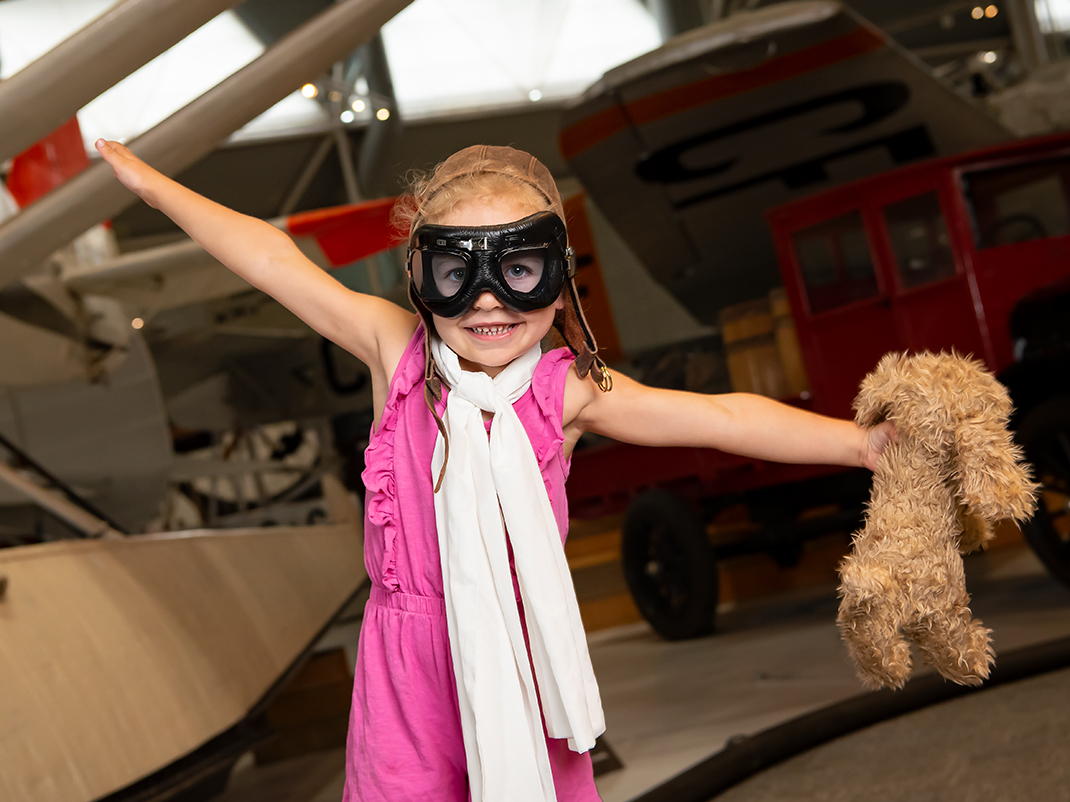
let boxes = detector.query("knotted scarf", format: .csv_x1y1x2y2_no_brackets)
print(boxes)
429,337,604,802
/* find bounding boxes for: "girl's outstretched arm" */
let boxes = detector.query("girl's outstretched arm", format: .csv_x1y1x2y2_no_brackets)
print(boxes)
95,139,415,380
564,370,894,470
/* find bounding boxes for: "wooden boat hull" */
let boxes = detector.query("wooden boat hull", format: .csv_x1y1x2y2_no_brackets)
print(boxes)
0,521,364,802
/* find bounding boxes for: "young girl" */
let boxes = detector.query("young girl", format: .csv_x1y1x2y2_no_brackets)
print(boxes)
96,140,893,802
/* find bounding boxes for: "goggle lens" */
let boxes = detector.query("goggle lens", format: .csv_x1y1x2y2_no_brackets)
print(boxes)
429,253,469,297
500,249,546,294
410,250,468,296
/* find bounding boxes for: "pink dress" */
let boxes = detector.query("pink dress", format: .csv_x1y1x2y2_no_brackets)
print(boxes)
344,327,601,801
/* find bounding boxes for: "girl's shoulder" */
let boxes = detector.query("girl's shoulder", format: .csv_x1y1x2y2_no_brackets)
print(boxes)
377,306,421,378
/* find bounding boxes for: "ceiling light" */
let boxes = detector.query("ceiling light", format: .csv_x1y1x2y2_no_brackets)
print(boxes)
340,110,355,123
971,6,984,18
529,89,543,102
982,51,997,63
985,4,998,17
131,317,145,330
301,83,318,99
376,108,390,121
351,98,366,113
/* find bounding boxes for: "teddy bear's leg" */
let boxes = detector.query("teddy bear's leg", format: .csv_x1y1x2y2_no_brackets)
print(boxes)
837,558,913,689
838,605,913,689
911,606,994,686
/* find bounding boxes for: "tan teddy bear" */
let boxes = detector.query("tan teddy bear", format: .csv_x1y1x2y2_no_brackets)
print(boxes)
837,351,1038,690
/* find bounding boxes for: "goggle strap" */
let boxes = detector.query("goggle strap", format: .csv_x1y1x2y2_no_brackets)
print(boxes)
428,383,449,493
566,274,598,355
563,275,612,393
425,353,443,404
420,322,449,492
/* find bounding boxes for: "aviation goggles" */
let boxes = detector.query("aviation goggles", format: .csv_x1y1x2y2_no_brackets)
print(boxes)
407,211,573,318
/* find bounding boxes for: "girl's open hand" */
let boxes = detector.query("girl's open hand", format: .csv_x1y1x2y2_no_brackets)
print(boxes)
860,420,896,472
95,139,159,205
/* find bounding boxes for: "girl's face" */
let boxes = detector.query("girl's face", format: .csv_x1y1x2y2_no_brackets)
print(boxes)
430,197,564,378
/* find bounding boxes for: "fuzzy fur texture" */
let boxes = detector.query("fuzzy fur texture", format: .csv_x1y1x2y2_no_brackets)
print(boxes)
837,352,1038,690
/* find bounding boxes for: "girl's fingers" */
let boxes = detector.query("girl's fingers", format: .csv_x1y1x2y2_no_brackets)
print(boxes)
861,421,895,471
95,139,132,164
95,139,122,167
95,140,149,197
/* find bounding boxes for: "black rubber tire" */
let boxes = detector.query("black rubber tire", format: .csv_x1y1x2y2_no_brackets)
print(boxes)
1016,395,1070,589
621,489,718,640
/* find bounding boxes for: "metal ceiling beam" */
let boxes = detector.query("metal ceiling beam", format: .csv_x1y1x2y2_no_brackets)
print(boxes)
0,0,242,164
357,33,402,198
0,0,414,290
1005,0,1049,72
234,0,334,46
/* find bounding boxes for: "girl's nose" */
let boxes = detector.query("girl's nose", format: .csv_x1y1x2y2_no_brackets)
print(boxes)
471,290,503,311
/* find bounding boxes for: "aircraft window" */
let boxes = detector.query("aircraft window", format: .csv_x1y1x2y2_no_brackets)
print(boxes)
883,192,955,289
965,157,1070,248
792,211,879,314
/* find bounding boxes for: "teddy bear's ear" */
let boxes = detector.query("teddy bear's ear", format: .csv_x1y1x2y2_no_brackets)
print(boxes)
853,352,904,427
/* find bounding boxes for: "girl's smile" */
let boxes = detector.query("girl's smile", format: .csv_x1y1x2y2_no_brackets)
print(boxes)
466,322,518,339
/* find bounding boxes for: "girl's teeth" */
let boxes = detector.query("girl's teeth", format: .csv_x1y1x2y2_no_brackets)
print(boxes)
472,325,513,335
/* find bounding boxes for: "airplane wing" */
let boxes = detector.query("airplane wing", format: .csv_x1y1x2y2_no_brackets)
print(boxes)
1,124,398,532
61,196,403,320
560,0,1011,324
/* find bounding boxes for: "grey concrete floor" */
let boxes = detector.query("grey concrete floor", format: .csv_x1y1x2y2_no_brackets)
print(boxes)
713,665,1070,802
220,543,1070,802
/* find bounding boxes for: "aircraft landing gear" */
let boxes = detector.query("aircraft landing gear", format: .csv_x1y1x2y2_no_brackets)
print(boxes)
621,489,718,641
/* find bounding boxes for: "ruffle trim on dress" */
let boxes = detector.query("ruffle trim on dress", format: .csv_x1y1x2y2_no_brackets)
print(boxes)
360,325,427,592
530,347,574,471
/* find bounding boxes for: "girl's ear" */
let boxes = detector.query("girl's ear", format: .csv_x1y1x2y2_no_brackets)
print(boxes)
554,292,566,311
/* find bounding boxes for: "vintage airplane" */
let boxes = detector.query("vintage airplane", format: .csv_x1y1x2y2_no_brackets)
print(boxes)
0,116,397,538
560,0,1012,323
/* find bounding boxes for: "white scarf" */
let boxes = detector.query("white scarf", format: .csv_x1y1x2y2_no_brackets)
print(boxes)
430,337,605,802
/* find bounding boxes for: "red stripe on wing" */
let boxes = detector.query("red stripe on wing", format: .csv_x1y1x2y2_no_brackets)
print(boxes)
286,197,402,267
